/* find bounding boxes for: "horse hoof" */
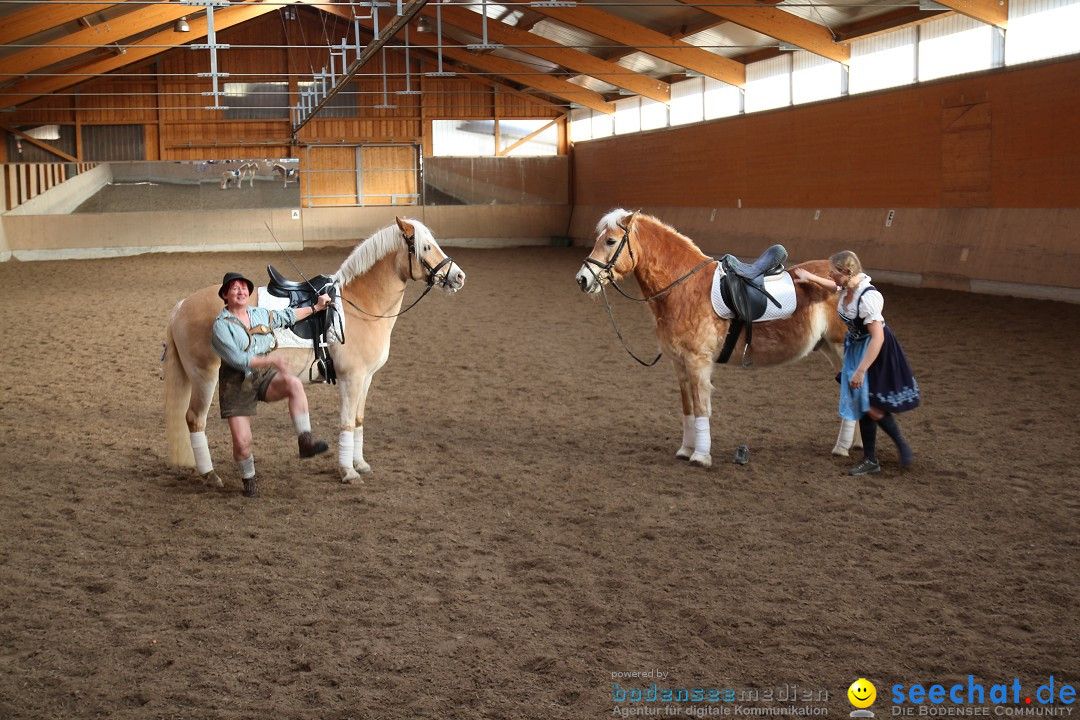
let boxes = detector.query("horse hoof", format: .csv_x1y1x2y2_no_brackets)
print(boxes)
689,453,712,468
831,445,850,457
200,470,224,488
339,467,366,485
353,461,373,474
675,447,693,461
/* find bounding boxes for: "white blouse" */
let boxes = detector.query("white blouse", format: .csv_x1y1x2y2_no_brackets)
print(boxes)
838,274,884,324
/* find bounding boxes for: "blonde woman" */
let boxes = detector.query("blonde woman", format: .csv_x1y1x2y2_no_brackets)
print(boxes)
795,251,919,475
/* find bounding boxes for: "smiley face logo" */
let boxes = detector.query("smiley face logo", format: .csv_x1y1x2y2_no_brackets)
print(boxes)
848,678,877,708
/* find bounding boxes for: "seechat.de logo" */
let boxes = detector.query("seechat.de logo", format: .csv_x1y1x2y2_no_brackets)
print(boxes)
849,678,878,718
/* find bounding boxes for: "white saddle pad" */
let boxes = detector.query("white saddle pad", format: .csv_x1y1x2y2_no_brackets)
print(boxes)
710,265,797,322
256,285,345,350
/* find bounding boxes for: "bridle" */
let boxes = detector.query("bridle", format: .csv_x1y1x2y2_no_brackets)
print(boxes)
581,218,715,367
583,220,713,303
582,219,635,293
404,227,454,288
340,226,457,320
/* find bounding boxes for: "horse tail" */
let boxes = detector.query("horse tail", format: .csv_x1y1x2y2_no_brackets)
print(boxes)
163,303,195,468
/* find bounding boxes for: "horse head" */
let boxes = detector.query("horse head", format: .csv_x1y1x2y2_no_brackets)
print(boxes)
395,217,466,293
576,208,640,294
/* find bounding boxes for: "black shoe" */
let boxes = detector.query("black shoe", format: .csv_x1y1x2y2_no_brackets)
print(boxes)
848,458,881,476
242,475,259,498
298,431,329,459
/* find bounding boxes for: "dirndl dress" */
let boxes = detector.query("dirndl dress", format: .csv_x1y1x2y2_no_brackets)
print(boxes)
837,283,920,421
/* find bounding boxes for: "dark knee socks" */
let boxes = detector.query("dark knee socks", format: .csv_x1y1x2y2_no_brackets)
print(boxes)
859,416,878,462
877,413,913,466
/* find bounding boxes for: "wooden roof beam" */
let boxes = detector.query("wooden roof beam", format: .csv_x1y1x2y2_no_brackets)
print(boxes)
931,0,1007,27
499,0,745,87
321,4,616,114
0,0,143,46
427,5,670,103
0,1,305,111
0,5,198,78
671,0,849,63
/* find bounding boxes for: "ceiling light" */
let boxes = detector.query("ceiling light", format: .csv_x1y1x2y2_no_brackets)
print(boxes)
416,16,434,33
175,17,190,33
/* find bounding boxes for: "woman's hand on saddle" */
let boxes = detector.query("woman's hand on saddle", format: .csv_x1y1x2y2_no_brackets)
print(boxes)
315,293,332,311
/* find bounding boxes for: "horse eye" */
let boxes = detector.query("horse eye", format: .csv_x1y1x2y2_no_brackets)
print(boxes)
606,238,616,246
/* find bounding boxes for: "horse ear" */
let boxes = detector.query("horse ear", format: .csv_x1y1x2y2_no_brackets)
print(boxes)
396,216,413,235
626,209,640,227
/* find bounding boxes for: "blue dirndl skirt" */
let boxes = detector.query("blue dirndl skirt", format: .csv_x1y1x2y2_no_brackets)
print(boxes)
838,324,920,421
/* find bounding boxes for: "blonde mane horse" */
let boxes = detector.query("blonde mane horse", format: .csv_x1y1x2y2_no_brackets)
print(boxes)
576,209,857,467
164,218,466,485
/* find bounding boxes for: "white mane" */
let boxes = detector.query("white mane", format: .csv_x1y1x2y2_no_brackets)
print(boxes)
596,208,631,237
334,219,438,285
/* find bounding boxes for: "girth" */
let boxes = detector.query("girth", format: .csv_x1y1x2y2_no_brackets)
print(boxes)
265,265,339,384
716,244,788,365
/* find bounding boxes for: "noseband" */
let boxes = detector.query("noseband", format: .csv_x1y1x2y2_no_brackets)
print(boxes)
403,229,454,288
583,220,633,281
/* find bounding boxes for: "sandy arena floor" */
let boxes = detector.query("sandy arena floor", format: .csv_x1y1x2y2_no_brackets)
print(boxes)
0,242,1077,719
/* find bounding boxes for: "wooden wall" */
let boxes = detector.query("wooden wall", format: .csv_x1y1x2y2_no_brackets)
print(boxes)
570,55,1080,298
1,11,563,165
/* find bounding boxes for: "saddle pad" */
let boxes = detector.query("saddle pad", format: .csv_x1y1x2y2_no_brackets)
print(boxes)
256,287,348,350
710,265,797,322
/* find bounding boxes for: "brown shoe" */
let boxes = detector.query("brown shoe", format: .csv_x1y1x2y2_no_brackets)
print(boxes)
298,431,329,459
242,475,259,498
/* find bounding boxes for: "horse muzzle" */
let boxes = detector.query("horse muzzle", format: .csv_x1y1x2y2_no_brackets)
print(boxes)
440,263,466,293
576,265,604,294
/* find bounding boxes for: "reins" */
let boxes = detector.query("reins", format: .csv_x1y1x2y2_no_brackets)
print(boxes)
584,220,716,366
338,227,452,320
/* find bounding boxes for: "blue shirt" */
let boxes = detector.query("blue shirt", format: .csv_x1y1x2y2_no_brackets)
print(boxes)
211,305,297,375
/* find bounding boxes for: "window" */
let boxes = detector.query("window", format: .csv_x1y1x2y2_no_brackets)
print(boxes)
849,29,917,94
1006,0,1080,65
745,55,792,113
703,78,742,120
671,77,705,126
223,82,290,120
432,120,495,156
497,119,558,156
792,52,844,105
920,15,996,81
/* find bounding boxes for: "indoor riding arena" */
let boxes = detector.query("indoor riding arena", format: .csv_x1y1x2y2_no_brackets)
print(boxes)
1,3,1077,719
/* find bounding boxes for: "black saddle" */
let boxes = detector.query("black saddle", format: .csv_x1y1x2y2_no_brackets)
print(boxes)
265,265,338,383
716,245,788,366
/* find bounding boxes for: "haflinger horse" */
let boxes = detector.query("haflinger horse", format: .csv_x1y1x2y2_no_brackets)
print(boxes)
164,217,466,486
575,209,858,467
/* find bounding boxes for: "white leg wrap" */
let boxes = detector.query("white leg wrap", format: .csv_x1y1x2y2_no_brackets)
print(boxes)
833,418,857,456
693,416,711,456
338,430,354,468
190,431,214,475
353,426,365,464
293,413,312,435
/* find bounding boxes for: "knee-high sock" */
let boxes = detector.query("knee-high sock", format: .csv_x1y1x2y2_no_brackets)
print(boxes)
293,413,312,435
236,454,255,480
835,418,856,450
858,416,878,462
877,413,912,465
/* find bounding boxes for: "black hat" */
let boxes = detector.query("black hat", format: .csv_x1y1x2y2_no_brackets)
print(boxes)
218,272,254,299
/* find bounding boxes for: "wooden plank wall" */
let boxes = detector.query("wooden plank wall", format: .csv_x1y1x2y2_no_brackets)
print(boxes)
2,11,562,167
573,56,1080,211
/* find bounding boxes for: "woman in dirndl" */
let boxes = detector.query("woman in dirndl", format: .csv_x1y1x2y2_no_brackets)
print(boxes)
795,251,920,475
